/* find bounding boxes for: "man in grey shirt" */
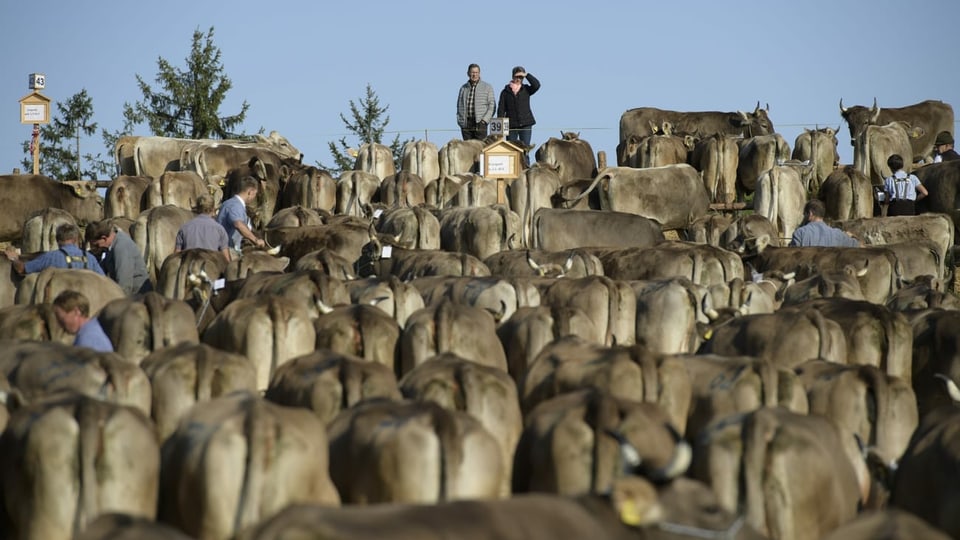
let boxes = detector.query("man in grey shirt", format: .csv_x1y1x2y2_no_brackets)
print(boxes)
176,194,232,261
87,221,151,295
789,199,860,248
456,63,496,141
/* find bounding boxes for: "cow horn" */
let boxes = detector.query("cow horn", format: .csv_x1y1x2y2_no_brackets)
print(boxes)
605,429,642,470
934,373,960,402
839,98,847,114
316,298,334,315
526,251,543,272
646,424,692,482
266,244,281,255
562,253,575,273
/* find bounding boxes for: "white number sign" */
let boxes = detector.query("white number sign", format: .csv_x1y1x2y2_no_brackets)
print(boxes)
29,73,45,90
488,117,509,136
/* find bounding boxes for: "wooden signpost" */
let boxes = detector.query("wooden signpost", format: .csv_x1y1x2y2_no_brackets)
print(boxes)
480,118,523,204
19,73,49,175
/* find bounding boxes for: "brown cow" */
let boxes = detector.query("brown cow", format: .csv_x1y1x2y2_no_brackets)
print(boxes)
201,295,316,390
534,132,597,184
97,292,199,364
0,393,159,540
314,303,401,372
0,176,103,242
620,104,776,143
265,350,401,424
399,353,523,497
792,127,840,194
140,342,256,440
513,389,691,495
819,165,874,220
399,298,507,376
680,354,809,438
327,399,503,504
840,98,954,163
691,408,866,540
158,392,340,540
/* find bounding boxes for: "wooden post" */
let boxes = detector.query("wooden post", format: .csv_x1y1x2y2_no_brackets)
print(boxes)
497,178,506,204
597,150,607,169
31,124,40,175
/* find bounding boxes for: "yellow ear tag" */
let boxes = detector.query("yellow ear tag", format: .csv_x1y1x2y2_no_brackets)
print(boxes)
704,328,713,340
619,500,644,526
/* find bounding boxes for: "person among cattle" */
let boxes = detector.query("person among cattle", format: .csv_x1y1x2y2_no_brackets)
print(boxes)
883,154,928,216
4,223,104,275
789,199,860,248
52,289,114,352
87,220,151,295
456,63,496,141
933,131,959,163
496,66,541,148
176,193,232,262
217,175,266,257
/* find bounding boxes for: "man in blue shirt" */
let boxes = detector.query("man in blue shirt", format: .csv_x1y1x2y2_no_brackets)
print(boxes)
790,199,861,248
4,223,104,275
52,289,114,352
217,176,265,258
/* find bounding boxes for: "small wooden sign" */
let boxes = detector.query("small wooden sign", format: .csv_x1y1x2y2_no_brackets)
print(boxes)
480,138,524,179
19,91,51,124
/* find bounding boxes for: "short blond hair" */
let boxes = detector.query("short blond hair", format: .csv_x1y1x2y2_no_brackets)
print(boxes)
52,290,91,317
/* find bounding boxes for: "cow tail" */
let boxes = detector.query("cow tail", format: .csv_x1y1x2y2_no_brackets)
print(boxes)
234,398,267,533
712,135,722,202
496,205,510,252
856,365,888,452
75,399,102,534
144,292,166,352
743,409,776,535
435,299,452,358
756,359,779,408
195,344,215,403
352,311,366,360
135,145,145,177
635,350,660,405
587,393,622,493
809,310,832,361
566,171,606,205
340,354,363,409
604,277,617,346
848,171,859,220
429,405,461,500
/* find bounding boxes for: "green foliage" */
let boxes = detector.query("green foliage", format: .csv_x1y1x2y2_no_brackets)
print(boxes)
123,26,248,139
320,83,411,175
20,89,111,180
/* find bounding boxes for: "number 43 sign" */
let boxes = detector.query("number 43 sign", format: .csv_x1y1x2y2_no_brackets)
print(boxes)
488,117,509,136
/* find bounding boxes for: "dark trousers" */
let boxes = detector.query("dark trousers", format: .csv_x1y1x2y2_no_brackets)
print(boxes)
887,199,916,216
461,120,487,141
507,125,533,147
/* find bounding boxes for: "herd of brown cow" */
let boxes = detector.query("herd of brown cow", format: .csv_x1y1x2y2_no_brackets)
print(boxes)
0,98,958,540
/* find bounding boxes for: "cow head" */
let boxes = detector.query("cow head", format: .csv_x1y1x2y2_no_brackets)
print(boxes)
733,102,775,137
840,97,883,147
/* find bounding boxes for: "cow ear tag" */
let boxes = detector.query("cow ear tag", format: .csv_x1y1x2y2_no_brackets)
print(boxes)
618,499,644,526
381,245,393,259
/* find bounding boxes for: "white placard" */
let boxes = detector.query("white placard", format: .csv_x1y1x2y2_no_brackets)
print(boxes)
213,278,226,291
381,245,393,258
22,104,46,122
373,208,384,219
29,73,45,90
486,154,514,175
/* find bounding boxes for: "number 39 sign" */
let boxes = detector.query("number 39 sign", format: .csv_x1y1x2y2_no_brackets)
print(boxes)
488,117,509,136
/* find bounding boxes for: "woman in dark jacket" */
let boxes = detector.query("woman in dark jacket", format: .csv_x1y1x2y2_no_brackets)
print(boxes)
496,66,540,147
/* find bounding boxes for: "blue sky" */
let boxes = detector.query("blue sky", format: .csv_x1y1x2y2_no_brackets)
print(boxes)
1,0,956,177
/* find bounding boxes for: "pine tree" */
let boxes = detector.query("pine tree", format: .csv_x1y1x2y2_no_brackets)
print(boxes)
123,26,248,139
321,84,412,174
20,89,111,180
